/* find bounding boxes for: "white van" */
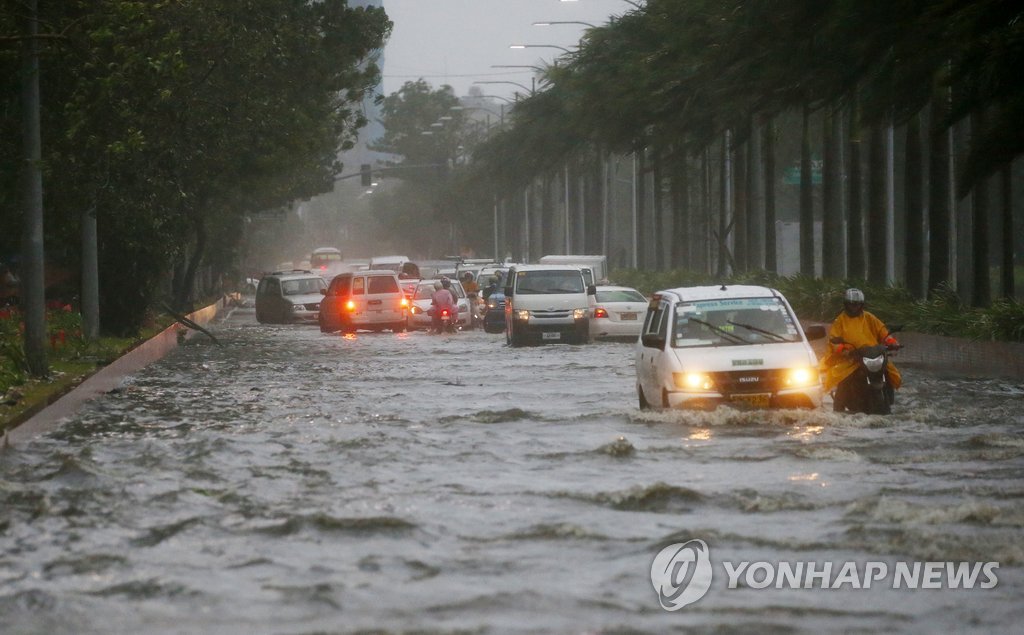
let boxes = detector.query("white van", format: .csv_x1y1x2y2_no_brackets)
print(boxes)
504,264,595,346
635,285,827,410
538,254,608,286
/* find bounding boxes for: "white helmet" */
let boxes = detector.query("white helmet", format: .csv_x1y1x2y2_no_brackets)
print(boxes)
843,288,865,304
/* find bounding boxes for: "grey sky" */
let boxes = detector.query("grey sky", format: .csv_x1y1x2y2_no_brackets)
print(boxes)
380,0,637,100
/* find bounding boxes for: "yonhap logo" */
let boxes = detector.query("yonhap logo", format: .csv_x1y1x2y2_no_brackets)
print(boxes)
650,539,713,610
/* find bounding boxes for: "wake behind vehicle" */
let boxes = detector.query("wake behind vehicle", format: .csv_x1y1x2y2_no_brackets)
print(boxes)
635,285,827,410
830,327,902,414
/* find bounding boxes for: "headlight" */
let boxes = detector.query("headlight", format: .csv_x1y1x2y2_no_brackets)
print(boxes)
292,304,304,311
673,371,715,391
410,306,422,315
784,367,818,387
487,301,497,308
573,308,587,320
515,309,530,321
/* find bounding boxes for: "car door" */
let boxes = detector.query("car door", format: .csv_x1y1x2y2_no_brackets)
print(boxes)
265,278,283,322
323,275,350,329
636,299,669,403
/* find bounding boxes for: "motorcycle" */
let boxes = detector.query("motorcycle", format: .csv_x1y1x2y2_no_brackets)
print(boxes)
430,305,458,334
830,326,902,414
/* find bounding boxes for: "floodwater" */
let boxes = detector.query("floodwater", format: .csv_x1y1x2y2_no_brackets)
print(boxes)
1,305,1022,634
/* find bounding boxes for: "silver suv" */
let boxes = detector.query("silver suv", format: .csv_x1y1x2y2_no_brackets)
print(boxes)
255,270,327,324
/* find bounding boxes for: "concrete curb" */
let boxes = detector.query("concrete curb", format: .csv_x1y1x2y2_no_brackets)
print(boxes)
2,298,230,447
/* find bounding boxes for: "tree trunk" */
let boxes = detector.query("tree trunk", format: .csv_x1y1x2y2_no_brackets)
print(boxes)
927,95,952,295
20,0,47,377
800,104,815,276
671,150,689,269
970,111,990,308
763,117,777,273
847,102,865,279
637,150,648,269
903,113,925,297
653,148,666,269
718,133,730,277
1001,164,1015,298
81,206,100,339
701,147,712,274
174,215,208,312
868,124,888,285
822,106,841,279
733,138,748,272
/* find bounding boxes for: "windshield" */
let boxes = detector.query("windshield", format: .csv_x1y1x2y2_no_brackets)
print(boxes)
597,289,646,303
281,277,327,296
514,270,584,295
672,297,799,348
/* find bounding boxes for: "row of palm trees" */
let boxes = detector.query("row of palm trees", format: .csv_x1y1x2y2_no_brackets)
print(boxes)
454,0,1020,305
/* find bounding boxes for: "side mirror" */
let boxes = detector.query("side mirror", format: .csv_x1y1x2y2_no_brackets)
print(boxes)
641,333,665,349
319,288,327,296
804,325,826,341
504,286,513,297
587,285,597,296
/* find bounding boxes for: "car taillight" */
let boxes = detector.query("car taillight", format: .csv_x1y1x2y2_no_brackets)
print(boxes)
441,308,450,317
594,307,609,319
345,300,356,311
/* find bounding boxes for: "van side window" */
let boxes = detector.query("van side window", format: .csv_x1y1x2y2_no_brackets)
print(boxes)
265,278,281,297
257,279,268,296
352,276,365,295
642,301,667,346
368,275,399,294
329,276,350,296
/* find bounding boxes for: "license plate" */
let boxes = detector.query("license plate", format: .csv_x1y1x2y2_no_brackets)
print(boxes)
620,312,637,320
542,331,561,340
730,393,771,408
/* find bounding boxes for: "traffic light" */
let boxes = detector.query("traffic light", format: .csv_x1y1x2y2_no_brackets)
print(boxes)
360,163,372,187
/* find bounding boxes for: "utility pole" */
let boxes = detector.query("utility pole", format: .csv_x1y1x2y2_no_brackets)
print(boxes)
21,0,47,377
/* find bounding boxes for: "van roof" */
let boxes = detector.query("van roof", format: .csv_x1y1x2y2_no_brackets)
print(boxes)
511,264,589,272
657,285,783,302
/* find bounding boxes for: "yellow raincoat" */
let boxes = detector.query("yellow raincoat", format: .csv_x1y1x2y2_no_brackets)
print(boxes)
819,310,902,392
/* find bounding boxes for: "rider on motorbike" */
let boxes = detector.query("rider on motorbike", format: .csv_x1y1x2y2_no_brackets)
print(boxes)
430,278,457,333
821,288,902,410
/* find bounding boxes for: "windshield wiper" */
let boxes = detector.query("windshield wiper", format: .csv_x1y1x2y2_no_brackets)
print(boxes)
687,318,749,344
727,320,793,343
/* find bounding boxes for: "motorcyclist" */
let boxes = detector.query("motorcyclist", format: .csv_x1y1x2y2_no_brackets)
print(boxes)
430,278,457,333
820,288,902,410
482,275,501,301
461,272,481,325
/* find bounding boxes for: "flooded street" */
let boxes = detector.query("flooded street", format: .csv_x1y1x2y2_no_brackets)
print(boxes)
2,305,1023,634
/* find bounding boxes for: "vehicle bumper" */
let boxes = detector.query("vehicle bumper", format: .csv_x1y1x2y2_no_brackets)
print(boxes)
665,386,823,410
590,320,642,340
511,317,589,343
288,310,320,323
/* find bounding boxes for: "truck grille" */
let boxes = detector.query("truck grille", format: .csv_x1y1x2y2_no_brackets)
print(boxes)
532,309,572,319
709,369,786,394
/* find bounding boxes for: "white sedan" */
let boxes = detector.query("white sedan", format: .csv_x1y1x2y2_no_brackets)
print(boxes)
590,286,648,340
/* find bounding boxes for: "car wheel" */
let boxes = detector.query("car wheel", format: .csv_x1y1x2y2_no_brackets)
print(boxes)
638,384,650,410
509,328,527,347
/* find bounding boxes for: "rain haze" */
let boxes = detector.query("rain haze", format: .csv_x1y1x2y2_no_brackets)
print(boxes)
382,0,637,99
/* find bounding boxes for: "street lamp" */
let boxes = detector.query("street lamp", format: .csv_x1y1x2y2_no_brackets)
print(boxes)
532,21,597,28
509,43,573,54
473,80,535,95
